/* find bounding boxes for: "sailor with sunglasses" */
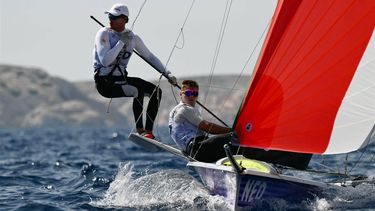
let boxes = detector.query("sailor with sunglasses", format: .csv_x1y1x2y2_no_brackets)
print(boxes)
169,80,237,162
93,4,177,139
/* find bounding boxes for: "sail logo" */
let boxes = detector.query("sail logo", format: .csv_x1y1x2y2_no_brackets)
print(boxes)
240,179,267,202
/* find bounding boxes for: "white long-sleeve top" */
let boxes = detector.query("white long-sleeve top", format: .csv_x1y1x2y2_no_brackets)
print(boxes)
169,102,206,150
93,27,168,76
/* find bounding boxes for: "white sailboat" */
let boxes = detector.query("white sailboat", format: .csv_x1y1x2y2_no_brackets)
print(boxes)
129,0,375,209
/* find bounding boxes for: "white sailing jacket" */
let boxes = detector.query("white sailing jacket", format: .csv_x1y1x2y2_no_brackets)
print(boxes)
93,27,167,76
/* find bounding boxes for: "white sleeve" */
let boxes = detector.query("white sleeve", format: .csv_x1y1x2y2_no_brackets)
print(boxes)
133,35,168,75
95,29,125,67
176,106,203,127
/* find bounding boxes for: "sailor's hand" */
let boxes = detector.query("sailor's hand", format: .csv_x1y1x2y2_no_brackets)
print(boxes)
119,31,132,45
167,73,177,86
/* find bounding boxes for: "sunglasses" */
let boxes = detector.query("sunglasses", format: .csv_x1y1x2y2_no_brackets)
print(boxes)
108,13,128,21
183,90,199,97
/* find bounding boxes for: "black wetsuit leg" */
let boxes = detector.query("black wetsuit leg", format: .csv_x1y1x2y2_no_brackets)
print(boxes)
126,77,162,131
189,133,234,163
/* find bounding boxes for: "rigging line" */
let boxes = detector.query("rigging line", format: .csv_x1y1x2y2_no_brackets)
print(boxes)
345,154,349,175
219,19,271,120
160,0,193,107
151,0,194,134
274,165,351,177
208,0,232,81
199,84,247,91
130,81,161,136
131,51,228,126
310,160,341,173
153,75,164,138
203,0,233,106
224,20,271,156
201,0,232,127
122,0,180,135
347,125,375,174
106,98,113,113
164,0,196,69
136,74,163,136
175,30,185,49
369,140,375,162
130,0,148,31
235,20,271,84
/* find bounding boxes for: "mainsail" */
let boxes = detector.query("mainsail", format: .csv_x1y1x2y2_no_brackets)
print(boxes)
234,0,375,154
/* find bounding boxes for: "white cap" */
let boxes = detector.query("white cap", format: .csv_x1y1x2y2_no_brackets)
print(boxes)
105,4,129,17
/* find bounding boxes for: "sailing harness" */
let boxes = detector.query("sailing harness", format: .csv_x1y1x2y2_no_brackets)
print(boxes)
94,47,129,84
94,46,139,99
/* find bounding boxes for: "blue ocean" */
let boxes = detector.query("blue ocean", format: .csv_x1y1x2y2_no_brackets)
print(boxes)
1,127,375,210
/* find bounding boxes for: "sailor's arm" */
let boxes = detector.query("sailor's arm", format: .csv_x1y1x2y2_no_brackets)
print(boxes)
95,29,124,66
134,35,167,74
198,120,231,134
134,35,177,84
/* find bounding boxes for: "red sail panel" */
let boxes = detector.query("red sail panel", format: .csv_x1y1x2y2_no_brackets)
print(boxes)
234,0,375,154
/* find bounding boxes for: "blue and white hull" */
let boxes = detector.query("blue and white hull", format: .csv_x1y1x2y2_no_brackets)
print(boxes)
128,133,329,209
187,157,327,209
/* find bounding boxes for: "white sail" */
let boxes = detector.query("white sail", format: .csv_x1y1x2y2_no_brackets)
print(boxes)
327,31,375,154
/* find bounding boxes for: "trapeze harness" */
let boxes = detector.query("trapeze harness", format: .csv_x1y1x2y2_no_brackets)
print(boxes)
94,29,138,98
94,51,138,98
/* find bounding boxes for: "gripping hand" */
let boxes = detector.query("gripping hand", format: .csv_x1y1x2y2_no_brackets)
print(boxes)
119,31,133,45
167,73,177,86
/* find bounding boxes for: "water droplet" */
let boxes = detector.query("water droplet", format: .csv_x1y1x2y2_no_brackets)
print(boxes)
112,132,118,138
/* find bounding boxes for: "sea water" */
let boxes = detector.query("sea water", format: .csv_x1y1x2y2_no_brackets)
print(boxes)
0,127,375,210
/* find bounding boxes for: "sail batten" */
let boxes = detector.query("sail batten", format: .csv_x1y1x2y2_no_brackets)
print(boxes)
234,0,375,155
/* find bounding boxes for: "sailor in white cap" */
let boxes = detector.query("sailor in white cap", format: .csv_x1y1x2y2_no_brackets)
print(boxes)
93,3,177,139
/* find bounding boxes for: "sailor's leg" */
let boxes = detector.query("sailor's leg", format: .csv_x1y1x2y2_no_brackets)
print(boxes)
127,77,162,133
192,134,232,162
145,84,162,132
126,77,162,133
126,77,145,131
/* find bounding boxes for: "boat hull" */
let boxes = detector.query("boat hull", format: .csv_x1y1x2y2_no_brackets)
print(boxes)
188,161,326,209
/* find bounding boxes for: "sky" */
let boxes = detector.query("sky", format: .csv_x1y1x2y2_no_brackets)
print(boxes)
0,0,277,82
